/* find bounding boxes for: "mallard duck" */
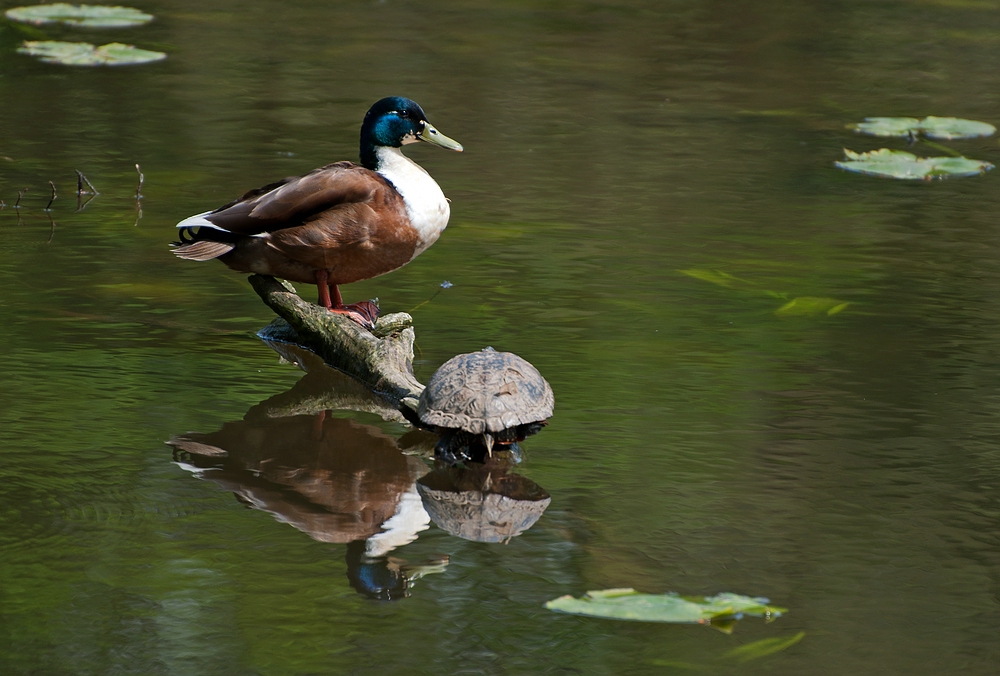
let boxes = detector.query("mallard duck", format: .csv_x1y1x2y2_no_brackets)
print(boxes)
172,96,463,329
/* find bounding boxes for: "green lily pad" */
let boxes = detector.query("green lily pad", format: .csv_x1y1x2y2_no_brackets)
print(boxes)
18,40,166,65
544,589,785,624
835,148,993,180
5,4,153,27
851,117,922,138
851,116,996,140
920,116,997,140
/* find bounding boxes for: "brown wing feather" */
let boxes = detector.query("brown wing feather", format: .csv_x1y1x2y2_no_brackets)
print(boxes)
267,204,379,270
201,162,382,236
260,191,417,284
172,240,236,261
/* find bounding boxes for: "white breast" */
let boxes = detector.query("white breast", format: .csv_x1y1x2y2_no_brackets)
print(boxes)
376,147,451,258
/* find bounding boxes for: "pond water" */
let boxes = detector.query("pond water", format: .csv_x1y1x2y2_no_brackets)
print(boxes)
2,0,1000,673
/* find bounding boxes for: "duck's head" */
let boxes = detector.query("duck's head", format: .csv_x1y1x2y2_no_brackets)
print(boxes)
360,96,463,169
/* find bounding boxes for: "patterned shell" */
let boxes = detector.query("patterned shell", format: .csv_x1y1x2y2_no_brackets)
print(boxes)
417,348,554,434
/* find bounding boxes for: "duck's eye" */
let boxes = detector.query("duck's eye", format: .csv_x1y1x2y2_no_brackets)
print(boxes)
398,110,411,119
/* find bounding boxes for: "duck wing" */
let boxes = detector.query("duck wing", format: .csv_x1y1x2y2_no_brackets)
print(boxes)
264,202,389,271
180,162,382,237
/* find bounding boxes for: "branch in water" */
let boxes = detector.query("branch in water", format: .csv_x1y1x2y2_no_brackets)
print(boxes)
248,274,424,411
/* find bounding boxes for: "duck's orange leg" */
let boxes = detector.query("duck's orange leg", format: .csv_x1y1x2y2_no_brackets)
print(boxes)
315,270,380,331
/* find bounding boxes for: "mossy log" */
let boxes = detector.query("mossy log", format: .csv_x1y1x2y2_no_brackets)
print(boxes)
248,274,424,412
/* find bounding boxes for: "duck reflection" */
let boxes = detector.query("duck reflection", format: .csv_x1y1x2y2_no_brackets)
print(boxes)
169,411,444,600
170,413,430,547
168,341,550,599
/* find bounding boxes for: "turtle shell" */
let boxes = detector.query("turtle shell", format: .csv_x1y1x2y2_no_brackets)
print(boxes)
417,348,554,434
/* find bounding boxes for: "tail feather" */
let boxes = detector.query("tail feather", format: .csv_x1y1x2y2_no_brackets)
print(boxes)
172,240,235,261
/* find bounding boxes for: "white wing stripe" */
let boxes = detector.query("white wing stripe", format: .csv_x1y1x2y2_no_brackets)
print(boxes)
176,210,230,232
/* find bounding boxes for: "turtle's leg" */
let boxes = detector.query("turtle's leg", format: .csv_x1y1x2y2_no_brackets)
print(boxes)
314,270,379,331
435,431,471,465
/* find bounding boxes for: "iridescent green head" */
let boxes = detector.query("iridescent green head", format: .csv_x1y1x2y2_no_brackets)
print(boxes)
360,96,463,169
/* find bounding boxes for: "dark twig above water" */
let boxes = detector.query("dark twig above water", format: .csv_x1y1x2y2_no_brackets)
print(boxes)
75,170,99,196
134,163,144,199
44,181,56,211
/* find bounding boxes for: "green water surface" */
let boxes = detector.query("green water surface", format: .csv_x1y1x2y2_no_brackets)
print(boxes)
2,0,1000,674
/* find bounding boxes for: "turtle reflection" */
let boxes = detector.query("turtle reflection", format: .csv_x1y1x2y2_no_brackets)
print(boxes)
418,464,551,543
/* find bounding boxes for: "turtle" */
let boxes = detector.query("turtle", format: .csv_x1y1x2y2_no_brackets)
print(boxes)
417,347,554,464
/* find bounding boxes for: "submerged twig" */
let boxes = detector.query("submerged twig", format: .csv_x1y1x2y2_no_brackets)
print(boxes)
75,169,99,196
920,139,963,158
75,191,96,213
46,212,56,244
45,181,56,211
133,163,145,226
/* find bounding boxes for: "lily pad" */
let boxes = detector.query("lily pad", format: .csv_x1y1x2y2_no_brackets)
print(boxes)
851,117,922,138
835,148,993,180
851,116,996,140
5,4,153,27
544,589,785,624
920,116,997,140
18,40,166,66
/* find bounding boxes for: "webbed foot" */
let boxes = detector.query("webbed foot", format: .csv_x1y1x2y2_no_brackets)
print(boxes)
328,300,380,331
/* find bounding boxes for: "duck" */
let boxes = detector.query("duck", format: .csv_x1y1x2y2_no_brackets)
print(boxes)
172,96,463,329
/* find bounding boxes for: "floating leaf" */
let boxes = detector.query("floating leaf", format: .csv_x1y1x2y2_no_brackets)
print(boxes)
851,117,922,138
544,589,785,625
5,3,153,27
775,297,849,316
723,632,805,663
850,116,996,140
18,40,166,66
920,116,997,140
678,269,753,289
835,148,993,180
